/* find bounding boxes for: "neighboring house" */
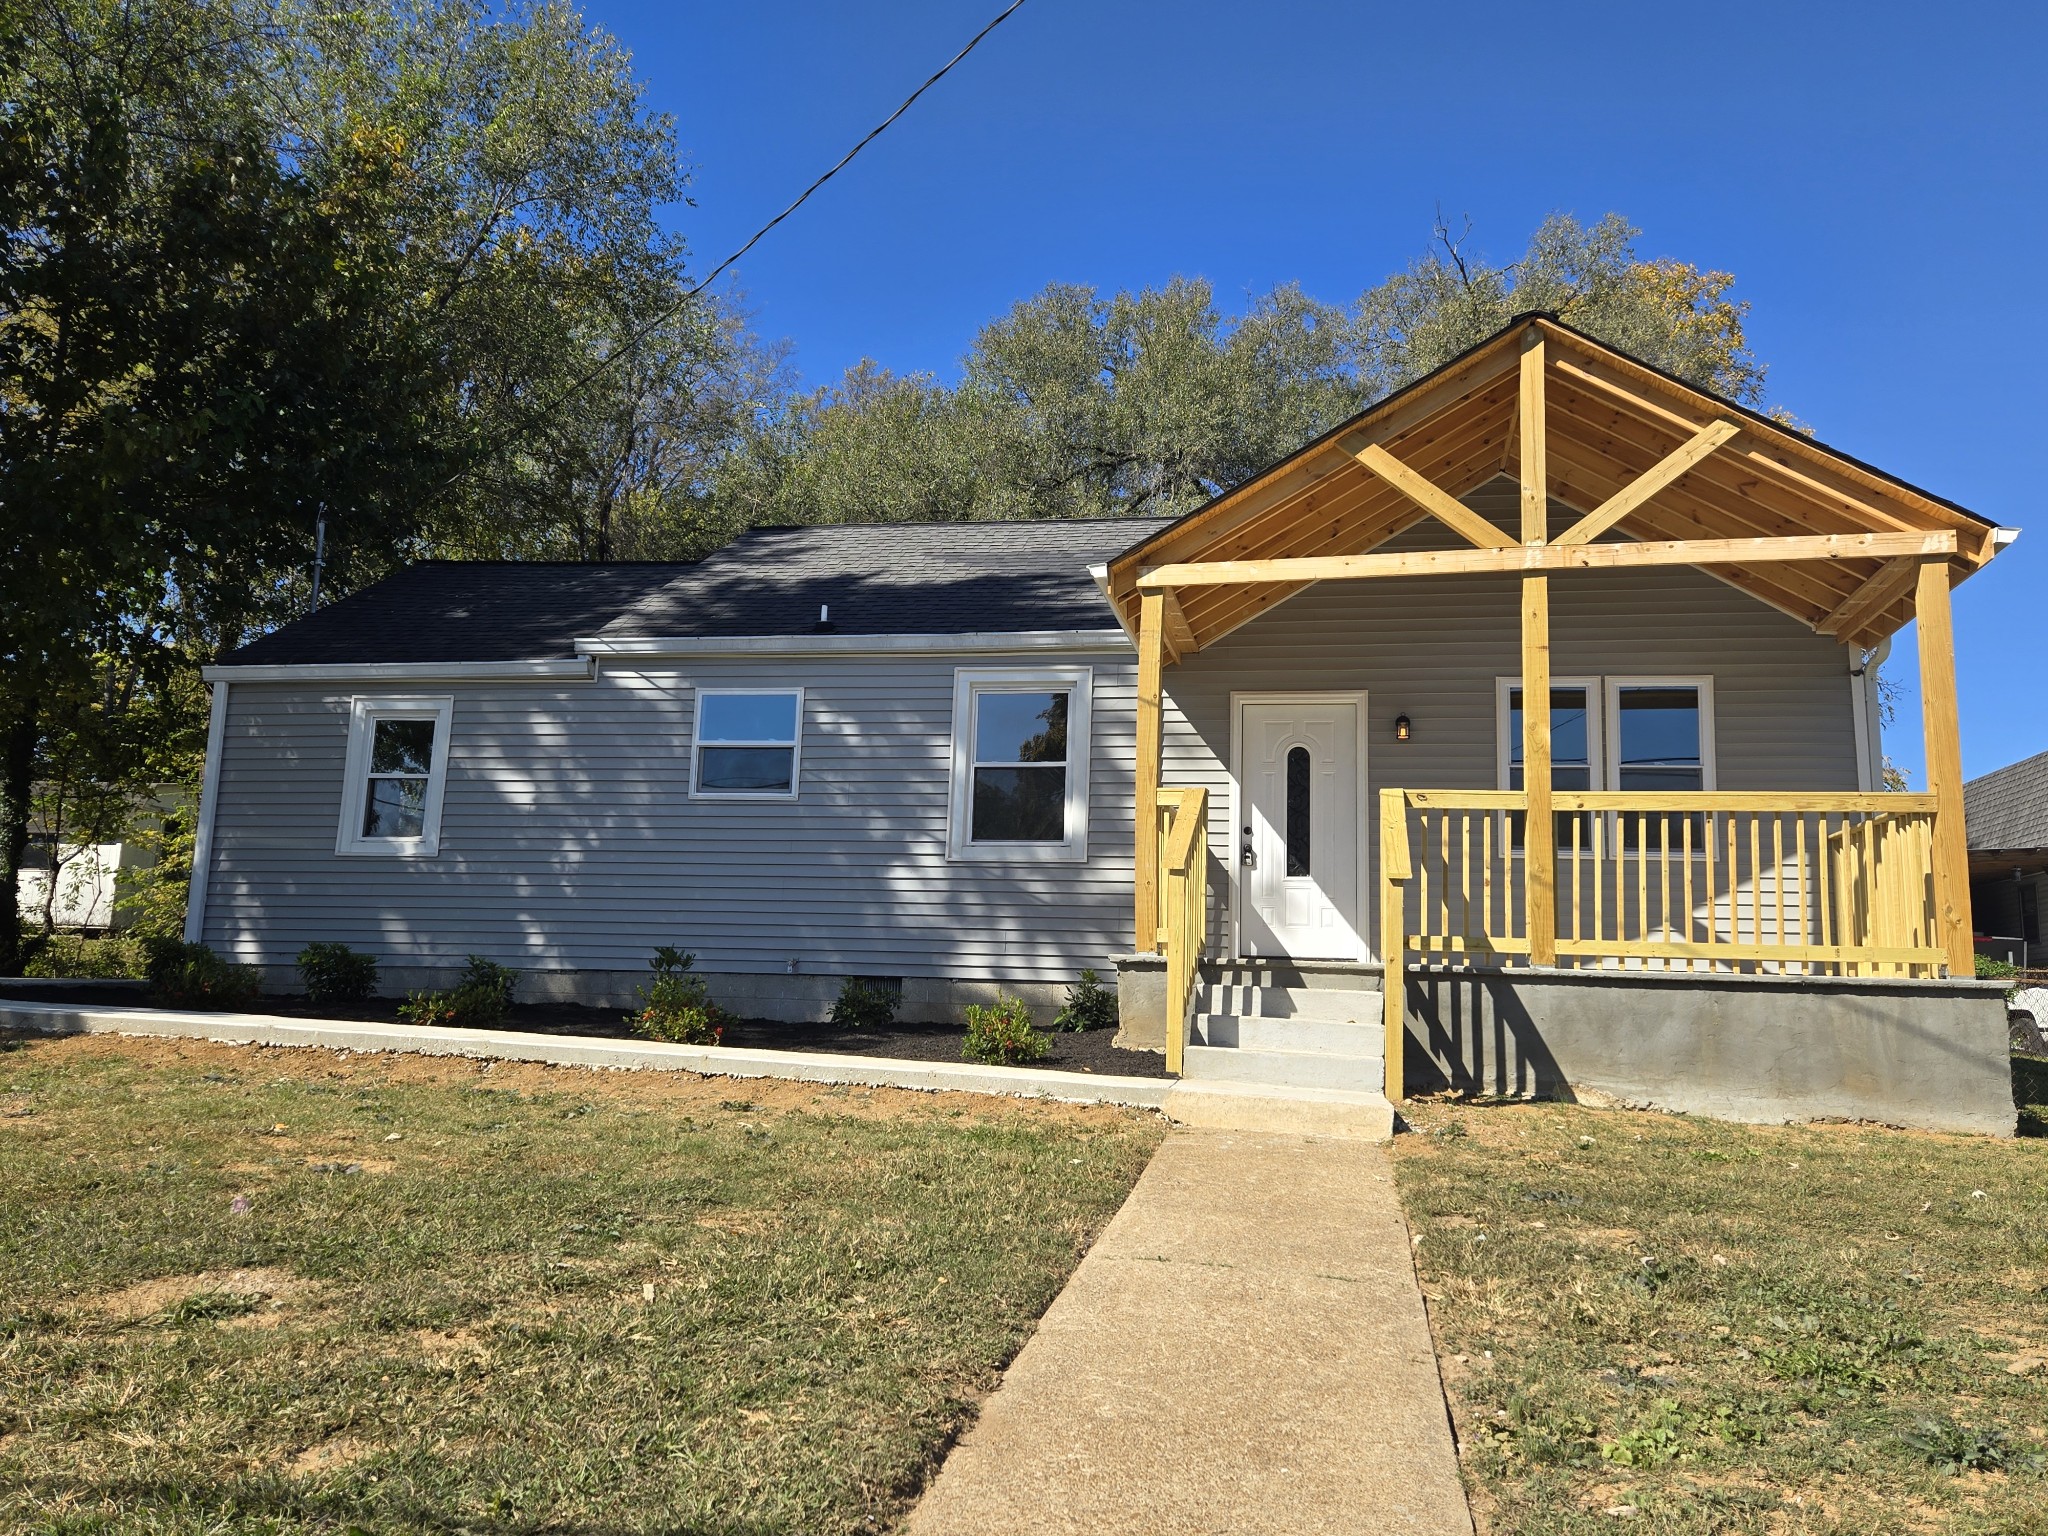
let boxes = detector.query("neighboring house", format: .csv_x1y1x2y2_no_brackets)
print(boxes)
18,790,185,932
1964,748,2048,967
187,315,2020,1132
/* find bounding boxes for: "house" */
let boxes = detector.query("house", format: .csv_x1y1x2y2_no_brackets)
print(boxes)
18,788,186,932
1964,748,2048,968
188,315,2020,1133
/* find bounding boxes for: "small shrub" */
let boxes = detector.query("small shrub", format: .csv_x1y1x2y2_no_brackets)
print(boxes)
1053,968,1118,1032
22,933,146,979
1977,954,2021,979
962,995,1049,1065
142,939,261,1010
454,962,512,1024
396,955,516,1028
396,990,460,1027
296,942,379,1006
628,946,731,1046
1898,1414,2045,1474
830,977,899,1030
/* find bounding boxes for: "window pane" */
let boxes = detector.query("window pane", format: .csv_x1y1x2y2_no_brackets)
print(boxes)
975,692,1068,764
1285,745,1311,877
1616,687,1703,793
699,692,798,744
370,718,436,775
699,746,795,793
1507,687,1591,769
363,776,427,838
1508,688,1593,850
970,765,1067,841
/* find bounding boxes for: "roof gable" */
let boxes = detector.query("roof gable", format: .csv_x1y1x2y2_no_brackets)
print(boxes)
1105,315,2005,653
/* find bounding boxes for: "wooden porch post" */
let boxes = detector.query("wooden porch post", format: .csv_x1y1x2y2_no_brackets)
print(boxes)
1913,557,1974,974
1135,591,1165,952
1520,328,1558,965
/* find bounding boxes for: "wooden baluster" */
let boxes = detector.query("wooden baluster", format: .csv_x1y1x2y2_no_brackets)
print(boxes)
1817,815,1835,972
1634,813,1648,956
1482,810,1495,953
1681,808,1696,971
1591,804,1605,958
1439,809,1452,954
1459,811,1474,948
1770,816,1785,963
1570,804,1582,945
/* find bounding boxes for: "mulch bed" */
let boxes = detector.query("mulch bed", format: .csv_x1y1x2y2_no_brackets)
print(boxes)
0,981,1170,1080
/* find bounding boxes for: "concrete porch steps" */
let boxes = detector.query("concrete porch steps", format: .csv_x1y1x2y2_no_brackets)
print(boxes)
1169,973,1394,1140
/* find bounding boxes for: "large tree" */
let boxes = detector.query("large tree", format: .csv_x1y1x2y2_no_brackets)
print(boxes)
712,214,1777,530
1,0,762,967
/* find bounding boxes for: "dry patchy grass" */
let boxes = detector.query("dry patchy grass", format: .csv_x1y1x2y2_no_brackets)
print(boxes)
0,1031,1164,1534
1394,1098,2048,1535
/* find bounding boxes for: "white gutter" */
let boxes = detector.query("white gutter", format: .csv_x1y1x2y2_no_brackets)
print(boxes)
1848,635,1892,794
201,658,597,683
1088,563,1140,644
575,629,1133,659
182,679,231,945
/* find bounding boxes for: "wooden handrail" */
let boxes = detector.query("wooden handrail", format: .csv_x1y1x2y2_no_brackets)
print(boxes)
1377,787,1951,1017
1159,786,1209,1077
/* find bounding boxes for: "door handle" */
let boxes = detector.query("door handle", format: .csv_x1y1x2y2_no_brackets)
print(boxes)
1240,826,1256,868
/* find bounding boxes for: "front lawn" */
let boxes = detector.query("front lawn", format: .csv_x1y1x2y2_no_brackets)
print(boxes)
0,1032,1163,1534
1395,1099,2048,1535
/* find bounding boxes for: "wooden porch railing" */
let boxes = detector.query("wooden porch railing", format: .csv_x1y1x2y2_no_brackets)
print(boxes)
1155,786,1209,1076
1379,788,1951,1101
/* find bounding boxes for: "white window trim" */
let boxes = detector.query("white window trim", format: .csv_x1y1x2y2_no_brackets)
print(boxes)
336,696,454,857
689,686,805,801
947,667,1093,863
1603,675,1718,794
1494,676,1604,796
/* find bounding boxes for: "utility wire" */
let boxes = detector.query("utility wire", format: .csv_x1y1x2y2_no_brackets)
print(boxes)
429,0,1031,508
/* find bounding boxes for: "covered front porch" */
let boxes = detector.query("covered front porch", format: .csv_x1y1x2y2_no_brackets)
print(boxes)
1103,316,2010,1117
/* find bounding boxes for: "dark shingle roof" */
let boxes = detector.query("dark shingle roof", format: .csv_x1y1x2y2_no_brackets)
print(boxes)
594,518,1170,642
222,563,694,666
1966,749,2048,852
220,518,1169,667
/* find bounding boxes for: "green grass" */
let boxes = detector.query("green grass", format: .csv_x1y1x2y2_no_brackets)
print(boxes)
1394,1098,2048,1535
0,1032,1163,1534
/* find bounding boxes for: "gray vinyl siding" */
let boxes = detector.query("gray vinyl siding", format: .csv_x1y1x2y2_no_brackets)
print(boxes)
202,651,1139,981
202,481,1866,975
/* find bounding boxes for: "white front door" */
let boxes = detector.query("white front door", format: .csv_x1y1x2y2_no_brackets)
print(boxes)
1237,697,1363,960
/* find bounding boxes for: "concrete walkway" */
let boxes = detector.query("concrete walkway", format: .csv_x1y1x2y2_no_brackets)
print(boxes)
902,1130,1473,1536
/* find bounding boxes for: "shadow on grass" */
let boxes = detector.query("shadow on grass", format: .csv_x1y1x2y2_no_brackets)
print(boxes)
2014,1054,2048,1137
24,1466,866,1536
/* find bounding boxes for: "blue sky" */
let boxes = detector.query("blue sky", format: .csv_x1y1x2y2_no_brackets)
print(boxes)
586,0,2044,782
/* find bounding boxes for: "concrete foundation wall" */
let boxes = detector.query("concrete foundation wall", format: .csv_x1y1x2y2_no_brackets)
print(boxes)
1403,966,2017,1136
250,964,1070,1027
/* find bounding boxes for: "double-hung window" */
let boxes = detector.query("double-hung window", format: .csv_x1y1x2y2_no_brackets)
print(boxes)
692,689,803,798
948,668,1093,862
1499,678,1599,849
1496,677,1715,852
1606,678,1714,849
337,697,454,856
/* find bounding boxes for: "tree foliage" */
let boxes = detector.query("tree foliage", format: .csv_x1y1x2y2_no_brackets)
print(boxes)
713,213,1776,530
1,0,763,966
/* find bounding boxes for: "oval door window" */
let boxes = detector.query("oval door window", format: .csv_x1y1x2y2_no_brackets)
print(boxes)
1285,745,1311,877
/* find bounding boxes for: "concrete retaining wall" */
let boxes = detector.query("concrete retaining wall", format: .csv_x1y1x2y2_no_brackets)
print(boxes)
1403,966,2017,1136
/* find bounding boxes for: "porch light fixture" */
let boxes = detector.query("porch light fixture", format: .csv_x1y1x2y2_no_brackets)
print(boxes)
1394,713,1412,742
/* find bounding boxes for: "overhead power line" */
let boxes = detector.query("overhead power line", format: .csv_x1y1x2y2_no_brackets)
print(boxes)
430,0,1031,510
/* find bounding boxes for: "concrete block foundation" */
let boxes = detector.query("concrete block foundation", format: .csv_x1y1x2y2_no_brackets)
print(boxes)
251,964,1070,1027
1403,965,2017,1137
